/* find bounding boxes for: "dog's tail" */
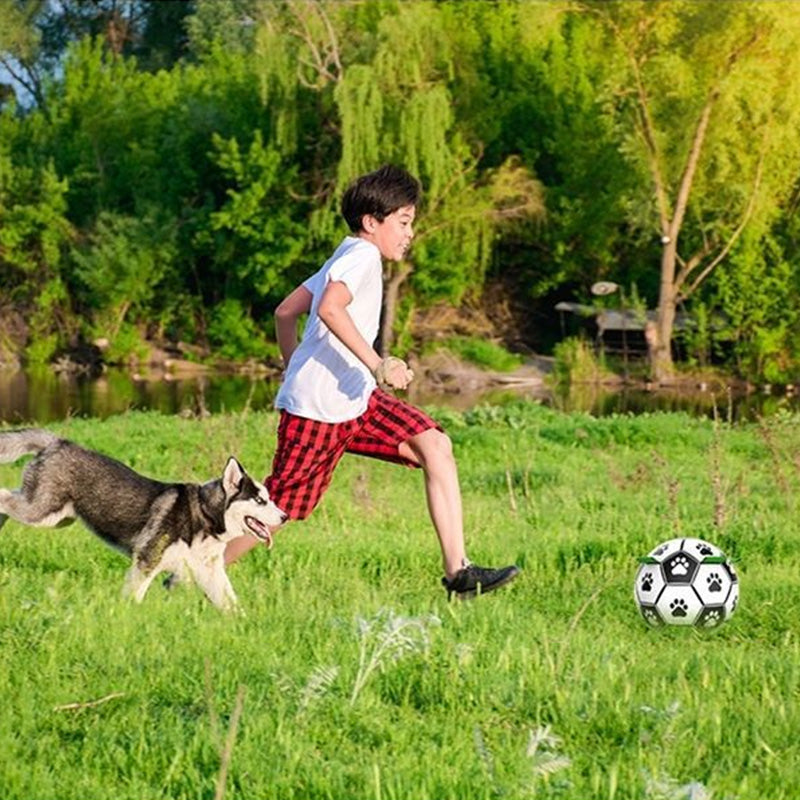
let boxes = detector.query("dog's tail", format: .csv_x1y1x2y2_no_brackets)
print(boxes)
0,428,61,463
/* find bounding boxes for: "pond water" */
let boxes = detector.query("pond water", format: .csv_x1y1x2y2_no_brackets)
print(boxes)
0,367,281,424
0,366,797,424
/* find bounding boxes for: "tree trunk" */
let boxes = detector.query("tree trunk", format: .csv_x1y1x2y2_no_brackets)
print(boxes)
379,261,411,356
652,239,679,382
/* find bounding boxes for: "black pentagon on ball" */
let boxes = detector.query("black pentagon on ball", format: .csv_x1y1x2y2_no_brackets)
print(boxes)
639,604,664,627
661,550,699,584
695,606,727,629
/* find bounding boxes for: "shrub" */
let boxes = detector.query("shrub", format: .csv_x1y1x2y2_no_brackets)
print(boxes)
207,298,277,362
552,336,613,385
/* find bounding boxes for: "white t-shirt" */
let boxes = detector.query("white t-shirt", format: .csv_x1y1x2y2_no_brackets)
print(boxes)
275,236,382,422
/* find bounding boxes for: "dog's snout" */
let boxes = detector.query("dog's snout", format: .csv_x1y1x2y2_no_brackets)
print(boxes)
280,510,289,523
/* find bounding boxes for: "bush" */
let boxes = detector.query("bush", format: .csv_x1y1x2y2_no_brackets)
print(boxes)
207,299,277,362
552,336,614,385
103,322,150,365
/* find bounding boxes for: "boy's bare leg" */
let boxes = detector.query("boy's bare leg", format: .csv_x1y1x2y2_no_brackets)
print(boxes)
400,429,467,580
225,530,271,565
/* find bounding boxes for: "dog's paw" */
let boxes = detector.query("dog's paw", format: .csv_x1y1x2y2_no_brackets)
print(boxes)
229,602,246,618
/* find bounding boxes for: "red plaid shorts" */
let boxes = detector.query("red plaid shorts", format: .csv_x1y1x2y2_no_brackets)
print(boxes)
265,389,441,520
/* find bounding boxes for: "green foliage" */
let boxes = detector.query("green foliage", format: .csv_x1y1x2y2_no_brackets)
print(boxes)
206,298,278,362
0,140,72,290
436,336,524,372
678,299,712,369
24,277,74,363
2,1,800,378
484,5,637,296
206,131,308,303
101,321,150,366
711,231,800,383
71,210,176,334
186,0,259,58
552,336,613,385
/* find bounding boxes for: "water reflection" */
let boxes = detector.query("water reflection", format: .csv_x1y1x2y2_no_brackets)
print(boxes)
0,367,280,424
0,367,797,423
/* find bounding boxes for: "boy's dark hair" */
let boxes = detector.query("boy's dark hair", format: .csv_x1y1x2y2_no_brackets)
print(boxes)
341,164,421,233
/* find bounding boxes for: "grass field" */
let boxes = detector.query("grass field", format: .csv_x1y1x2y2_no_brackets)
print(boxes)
1,403,799,799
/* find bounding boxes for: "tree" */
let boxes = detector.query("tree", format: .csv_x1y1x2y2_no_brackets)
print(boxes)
467,0,639,347
326,0,546,351
0,122,75,361
0,0,49,109
0,0,196,111
587,0,800,380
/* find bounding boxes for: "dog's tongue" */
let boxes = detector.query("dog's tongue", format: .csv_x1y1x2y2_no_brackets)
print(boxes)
245,516,273,548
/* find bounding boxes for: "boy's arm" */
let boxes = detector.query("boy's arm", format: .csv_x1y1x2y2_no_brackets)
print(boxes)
318,280,413,389
275,284,312,366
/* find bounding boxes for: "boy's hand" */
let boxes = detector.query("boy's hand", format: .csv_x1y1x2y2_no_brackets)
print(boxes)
374,356,414,390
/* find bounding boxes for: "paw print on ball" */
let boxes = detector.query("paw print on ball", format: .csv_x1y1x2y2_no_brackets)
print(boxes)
706,572,723,593
664,552,698,583
641,608,661,627
670,556,690,576
702,610,722,627
640,573,654,592
669,597,689,618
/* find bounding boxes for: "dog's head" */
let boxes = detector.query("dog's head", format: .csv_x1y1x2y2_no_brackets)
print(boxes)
221,457,286,545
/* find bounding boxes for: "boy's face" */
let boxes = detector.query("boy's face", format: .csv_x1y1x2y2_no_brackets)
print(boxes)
361,205,416,261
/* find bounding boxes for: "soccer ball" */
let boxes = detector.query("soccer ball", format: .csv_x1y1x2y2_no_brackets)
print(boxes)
634,537,739,628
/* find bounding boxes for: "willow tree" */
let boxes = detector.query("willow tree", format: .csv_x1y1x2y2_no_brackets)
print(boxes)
331,0,545,352
246,1,544,351
587,0,800,381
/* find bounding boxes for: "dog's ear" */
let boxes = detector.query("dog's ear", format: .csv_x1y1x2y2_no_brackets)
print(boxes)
222,457,244,495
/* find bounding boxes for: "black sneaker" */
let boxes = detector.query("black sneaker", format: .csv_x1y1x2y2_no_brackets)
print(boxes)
442,563,520,599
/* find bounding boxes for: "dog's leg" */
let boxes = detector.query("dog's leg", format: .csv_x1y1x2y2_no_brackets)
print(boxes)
123,559,169,603
123,537,190,604
0,512,7,531
122,561,151,602
121,493,183,604
186,552,238,611
0,488,75,528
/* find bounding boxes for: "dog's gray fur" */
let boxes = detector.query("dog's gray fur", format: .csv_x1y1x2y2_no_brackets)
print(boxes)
0,429,285,610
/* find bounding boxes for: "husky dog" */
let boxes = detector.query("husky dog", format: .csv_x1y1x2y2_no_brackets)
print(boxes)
0,429,286,610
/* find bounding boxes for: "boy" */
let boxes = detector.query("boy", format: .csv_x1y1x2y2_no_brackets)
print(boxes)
224,165,519,598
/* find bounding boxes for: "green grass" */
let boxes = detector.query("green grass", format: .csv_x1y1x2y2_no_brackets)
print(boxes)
2,404,800,799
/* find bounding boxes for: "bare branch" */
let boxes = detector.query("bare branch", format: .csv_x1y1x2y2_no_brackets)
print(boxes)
286,0,342,89
0,54,45,108
675,238,715,290
53,692,126,712
669,86,720,245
